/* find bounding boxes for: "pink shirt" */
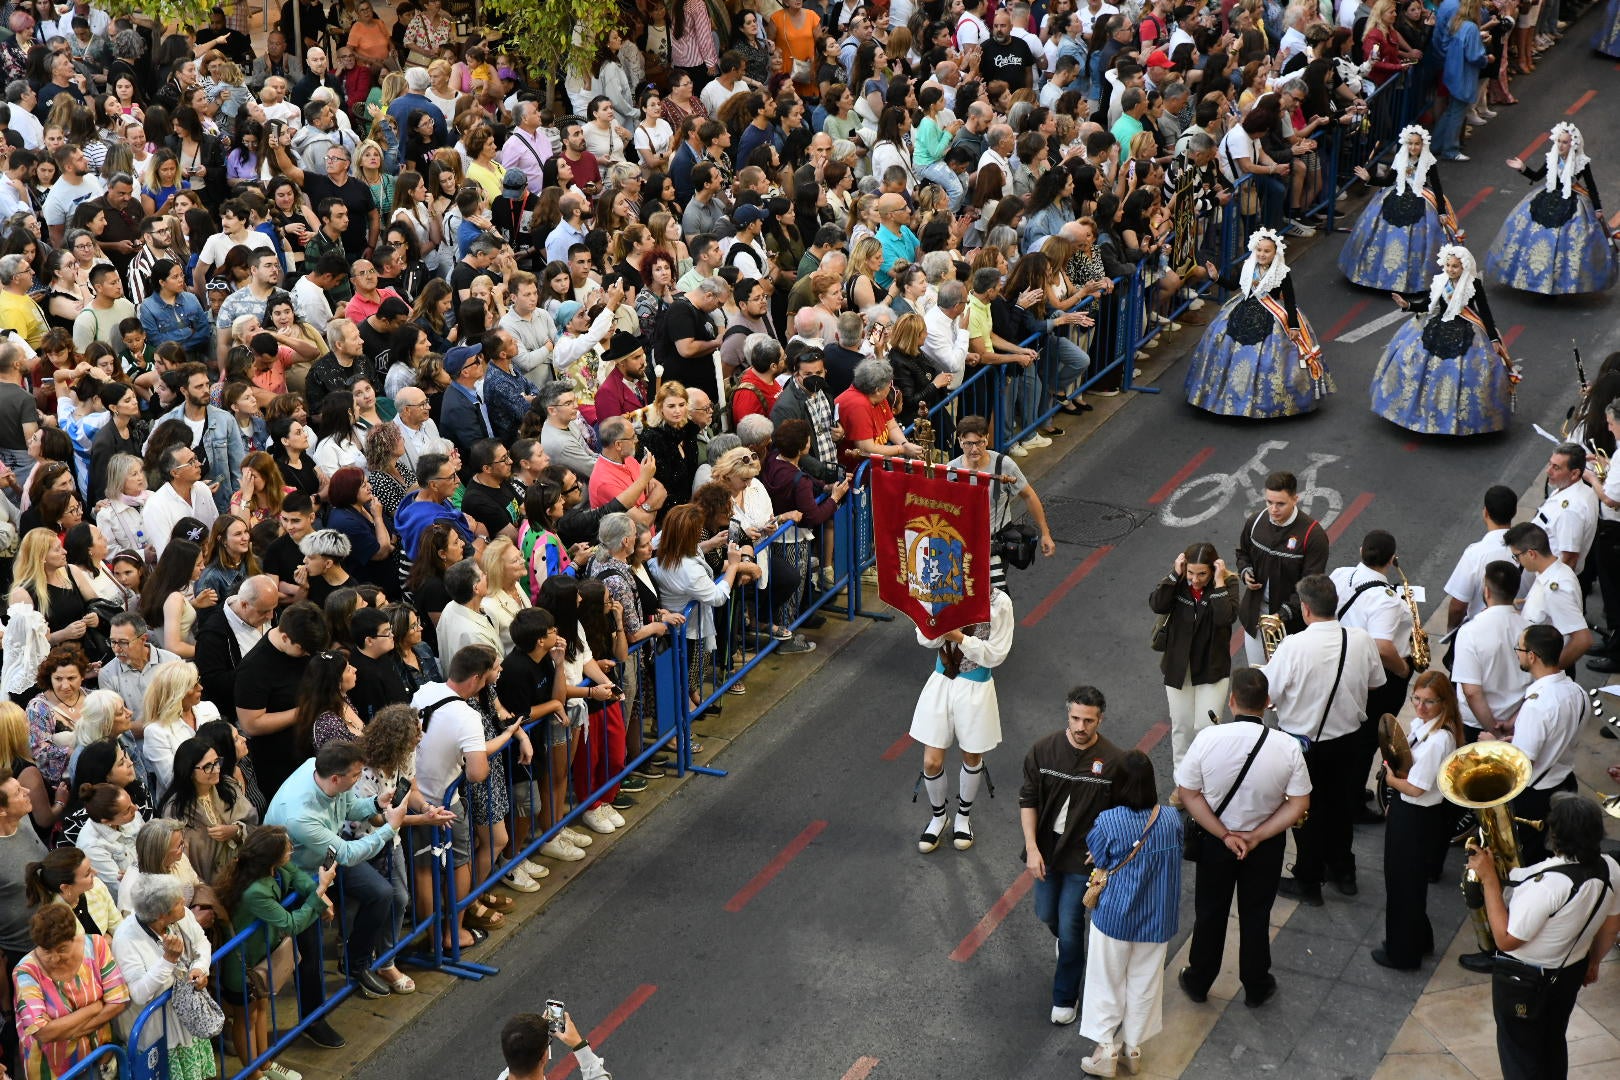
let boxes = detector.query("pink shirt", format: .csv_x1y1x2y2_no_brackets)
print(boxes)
588,453,644,509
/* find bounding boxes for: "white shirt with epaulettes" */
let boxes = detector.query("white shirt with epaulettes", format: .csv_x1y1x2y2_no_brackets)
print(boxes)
1511,671,1587,791
1329,562,1413,659
1504,855,1620,969
1521,558,1587,640
1534,482,1599,574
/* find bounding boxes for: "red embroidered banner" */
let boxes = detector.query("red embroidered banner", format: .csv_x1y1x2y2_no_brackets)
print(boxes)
870,460,992,635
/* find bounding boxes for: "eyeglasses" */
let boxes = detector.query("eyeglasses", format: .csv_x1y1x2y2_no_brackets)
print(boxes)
563,483,581,496
195,760,222,773
492,455,512,466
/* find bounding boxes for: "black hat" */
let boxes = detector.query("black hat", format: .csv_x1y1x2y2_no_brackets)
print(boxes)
603,331,645,363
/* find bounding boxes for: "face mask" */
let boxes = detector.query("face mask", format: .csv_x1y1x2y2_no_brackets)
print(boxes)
802,374,829,395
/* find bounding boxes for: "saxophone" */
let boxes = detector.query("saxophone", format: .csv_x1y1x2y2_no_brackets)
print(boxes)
1394,556,1429,673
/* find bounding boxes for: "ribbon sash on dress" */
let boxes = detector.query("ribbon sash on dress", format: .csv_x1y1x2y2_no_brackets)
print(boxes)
1256,293,1324,378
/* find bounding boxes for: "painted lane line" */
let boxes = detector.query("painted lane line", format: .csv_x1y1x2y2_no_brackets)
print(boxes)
1321,299,1371,342
1136,721,1171,753
1566,90,1597,116
1502,325,1525,350
545,984,658,1080
950,870,1036,962
1456,186,1494,221
1150,447,1216,505
1334,308,1407,344
841,1057,881,1080
1517,132,1549,162
1021,545,1114,628
880,733,914,761
724,821,829,913
1326,492,1376,544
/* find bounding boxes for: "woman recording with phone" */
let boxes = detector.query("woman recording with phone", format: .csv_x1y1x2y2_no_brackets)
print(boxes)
1148,542,1239,775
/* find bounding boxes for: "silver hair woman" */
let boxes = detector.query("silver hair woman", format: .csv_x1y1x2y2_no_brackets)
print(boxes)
111,871,216,1080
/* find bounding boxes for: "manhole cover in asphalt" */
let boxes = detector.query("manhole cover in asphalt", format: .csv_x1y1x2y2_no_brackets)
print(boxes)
1039,498,1153,546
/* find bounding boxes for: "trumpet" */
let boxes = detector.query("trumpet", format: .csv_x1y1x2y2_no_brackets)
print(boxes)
1587,440,1611,482
1258,613,1286,660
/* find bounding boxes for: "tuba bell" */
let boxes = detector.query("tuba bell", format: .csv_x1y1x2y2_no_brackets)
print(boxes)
1438,742,1541,952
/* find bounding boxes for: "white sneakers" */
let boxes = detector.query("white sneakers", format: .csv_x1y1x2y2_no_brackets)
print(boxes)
541,837,587,862
266,1065,303,1080
581,806,618,834
604,805,627,828
502,866,542,893
560,826,592,848
1051,1005,1078,1026
1080,1042,1115,1075
518,858,549,880
1008,442,1030,457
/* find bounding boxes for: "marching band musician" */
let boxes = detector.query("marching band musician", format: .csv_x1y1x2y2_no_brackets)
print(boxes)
1374,672,1463,971
1328,530,1415,730
1450,561,1531,743
1532,443,1599,575
1580,400,1620,674
1233,471,1331,665
1443,486,1520,629
1505,523,1594,671
910,588,1015,855
1264,575,1386,907
1467,796,1620,1080
1497,625,1587,866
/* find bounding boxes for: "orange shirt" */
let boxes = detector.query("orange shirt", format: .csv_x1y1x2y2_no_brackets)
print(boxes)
346,20,392,63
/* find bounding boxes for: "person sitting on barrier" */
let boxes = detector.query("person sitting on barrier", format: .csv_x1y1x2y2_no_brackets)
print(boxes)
264,741,410,1012
215,824,337,1073
112,872,216,1080
498,1006,612,1080
12,903,130,1080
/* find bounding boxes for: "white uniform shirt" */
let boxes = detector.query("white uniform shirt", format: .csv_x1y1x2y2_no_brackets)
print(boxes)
1534,482,1599,574
1521,558,1586,639
1173,719,1311,831
1329,563,1413,659
1399,715,1456,807
1511,671,1587,790
1444,528,1525,617
1262,620,1386,742
1504,855,1620,969
1601,472,1620,524
1449,604,1531,730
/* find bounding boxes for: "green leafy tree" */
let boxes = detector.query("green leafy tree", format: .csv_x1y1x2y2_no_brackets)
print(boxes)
479,0,623,78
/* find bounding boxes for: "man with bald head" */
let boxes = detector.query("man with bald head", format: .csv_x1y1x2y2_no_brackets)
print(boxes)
952,101,995,166
807,132,834,179
788,246,847,312
393,387,450,473
874,194,918,291
195,574,281,719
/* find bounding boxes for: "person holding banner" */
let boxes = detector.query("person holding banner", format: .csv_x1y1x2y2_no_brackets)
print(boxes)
910,587,1015,855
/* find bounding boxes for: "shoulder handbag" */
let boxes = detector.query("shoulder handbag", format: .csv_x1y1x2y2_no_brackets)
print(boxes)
988,453,1039,570
1493,862,1613,1022
157,924,225,1038
1085,805,1162,909
1183,726,1270,861
245,871,299,1000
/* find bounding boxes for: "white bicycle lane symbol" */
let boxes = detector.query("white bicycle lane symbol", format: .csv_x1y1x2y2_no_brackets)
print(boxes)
1159,440,1344,529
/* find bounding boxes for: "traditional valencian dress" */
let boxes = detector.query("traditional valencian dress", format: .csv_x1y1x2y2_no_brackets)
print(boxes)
1370,245,1517,436
1485,122,1618,295
1185,229,1332,418
1339,126,1462,292
1593,0,1620,59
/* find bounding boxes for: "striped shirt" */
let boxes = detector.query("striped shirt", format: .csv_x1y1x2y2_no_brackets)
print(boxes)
1085,806,1183,943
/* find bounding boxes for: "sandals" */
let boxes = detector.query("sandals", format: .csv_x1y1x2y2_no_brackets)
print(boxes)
481,893,515,912
379,966,416,994
465,907,505,932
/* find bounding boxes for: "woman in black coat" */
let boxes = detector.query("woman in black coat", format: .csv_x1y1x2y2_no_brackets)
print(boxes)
1148,541,1239,773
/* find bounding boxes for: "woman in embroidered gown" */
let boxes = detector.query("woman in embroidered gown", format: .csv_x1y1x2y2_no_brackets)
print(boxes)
1593,0,1620,59
1185,229,1331,418
1340,126,1462,292
1485,122,1618,295
1370,245,1516,436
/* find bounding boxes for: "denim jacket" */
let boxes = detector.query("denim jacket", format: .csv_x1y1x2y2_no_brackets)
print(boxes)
162,402,245,511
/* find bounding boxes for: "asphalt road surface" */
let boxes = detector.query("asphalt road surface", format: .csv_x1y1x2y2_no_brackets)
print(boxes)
358,41,1620,1080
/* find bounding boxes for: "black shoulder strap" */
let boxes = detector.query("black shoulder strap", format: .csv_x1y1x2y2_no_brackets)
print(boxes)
1540,860,1615,969
1212,726,1270,819
1336,578,1388,619
419,694,462,732
1312,629,1349,743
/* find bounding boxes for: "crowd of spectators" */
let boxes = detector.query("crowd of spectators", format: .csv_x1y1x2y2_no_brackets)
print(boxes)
0,0,1583,1073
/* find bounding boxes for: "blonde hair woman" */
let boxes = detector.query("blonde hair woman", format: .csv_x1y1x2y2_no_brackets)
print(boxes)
711,446,807,644
140,661,221,798
12,527,104,647
845,235,884,311
478,537,532,654
354,139,396,217
0,701,66,836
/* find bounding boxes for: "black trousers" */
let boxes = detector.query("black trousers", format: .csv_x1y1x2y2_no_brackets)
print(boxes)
1593,520,1620,634
1382,796,1452,965
1185,831,1285,996
1494,960,1586,1080
1512,775,1579,865
1359,670,1412,797
1293,730,1361,884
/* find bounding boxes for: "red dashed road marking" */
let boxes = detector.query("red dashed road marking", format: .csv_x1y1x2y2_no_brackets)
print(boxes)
1022,546,1114,628
950,870,1036,962
1327,493,1376,544
841,1057,881,1080
1456,187,1493,221
1136,722,1171,753
1322,299,1371,342
881,734,913,761
724,821,828,913
1149,447,1215,504
1566,91,1597,116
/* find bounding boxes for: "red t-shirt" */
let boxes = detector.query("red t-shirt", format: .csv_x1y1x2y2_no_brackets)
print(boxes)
834,385,893,472
589,453,644,509
731,368,780,423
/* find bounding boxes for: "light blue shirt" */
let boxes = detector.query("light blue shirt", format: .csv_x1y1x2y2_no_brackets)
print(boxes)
875,224,919,290
265,759,396,872
545,219,588,264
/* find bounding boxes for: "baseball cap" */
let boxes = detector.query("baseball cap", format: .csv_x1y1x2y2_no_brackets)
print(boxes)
443,343,485,377
733,203,771,227
1146,49,1174,69
501,168,528,193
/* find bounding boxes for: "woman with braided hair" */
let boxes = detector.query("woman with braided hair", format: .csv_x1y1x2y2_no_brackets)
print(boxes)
1340,126,1462,293
1184,228,1332,419
1370,245,1516,436
1485,122,1618,295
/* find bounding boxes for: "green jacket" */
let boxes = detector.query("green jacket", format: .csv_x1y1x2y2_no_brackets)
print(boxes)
219,866,325,996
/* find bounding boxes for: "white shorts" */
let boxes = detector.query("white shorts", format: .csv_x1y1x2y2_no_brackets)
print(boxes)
909,672,1003,755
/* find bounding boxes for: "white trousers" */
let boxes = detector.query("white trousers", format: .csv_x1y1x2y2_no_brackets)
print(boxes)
1242,629,1268,667
1165,672,1229,771
1078,925,1168,1049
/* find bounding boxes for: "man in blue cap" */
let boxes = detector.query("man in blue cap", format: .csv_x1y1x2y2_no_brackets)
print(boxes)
440,343,495,454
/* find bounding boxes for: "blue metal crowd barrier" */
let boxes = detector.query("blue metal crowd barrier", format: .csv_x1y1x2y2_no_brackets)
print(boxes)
57,1043,129,1080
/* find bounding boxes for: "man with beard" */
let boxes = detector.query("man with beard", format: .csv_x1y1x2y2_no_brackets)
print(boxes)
979,9,1039,92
